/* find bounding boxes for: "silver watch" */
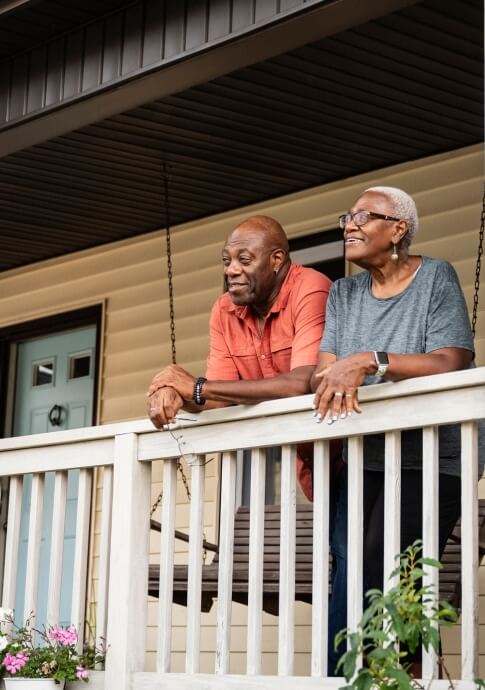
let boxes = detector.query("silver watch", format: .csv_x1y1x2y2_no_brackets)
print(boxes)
373,351,389,378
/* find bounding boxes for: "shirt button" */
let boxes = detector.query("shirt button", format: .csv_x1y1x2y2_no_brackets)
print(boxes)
260,354,265,359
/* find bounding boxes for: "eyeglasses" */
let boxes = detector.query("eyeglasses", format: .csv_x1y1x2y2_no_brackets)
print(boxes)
339,210,401,230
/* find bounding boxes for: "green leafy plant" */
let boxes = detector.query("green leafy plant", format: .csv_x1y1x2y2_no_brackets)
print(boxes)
335,541,458,690
0,610,105,684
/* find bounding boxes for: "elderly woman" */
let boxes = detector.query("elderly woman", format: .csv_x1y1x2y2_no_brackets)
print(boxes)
311,185,483,675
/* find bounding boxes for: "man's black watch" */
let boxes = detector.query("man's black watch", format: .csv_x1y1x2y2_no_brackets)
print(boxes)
193,377,207,405
373,351,389,378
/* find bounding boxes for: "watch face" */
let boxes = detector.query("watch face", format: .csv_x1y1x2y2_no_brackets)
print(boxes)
376,351,389,366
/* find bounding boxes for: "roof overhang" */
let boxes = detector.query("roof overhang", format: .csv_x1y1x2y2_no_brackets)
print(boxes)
0,0,482,272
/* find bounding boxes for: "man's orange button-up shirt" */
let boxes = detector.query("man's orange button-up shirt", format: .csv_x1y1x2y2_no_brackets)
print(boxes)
206,263,332,381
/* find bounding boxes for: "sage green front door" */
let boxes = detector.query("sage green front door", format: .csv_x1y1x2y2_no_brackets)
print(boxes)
13,326,96,628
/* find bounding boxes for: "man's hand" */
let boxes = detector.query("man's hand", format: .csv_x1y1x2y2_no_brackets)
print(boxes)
148,386,185,428
147,364,196,401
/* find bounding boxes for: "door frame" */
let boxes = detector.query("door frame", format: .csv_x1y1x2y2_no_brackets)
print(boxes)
0,304,103,439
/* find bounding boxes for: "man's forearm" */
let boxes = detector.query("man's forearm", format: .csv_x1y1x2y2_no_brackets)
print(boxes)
202,366,314,405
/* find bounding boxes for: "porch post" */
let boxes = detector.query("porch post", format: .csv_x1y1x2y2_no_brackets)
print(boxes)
105,432,151,690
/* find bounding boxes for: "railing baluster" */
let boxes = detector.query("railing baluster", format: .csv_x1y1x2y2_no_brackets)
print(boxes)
2,476,23,613
215,451,237,675
422,425,439,679
157,459,177,673
278,444,296,676
186,456,206,674
47,470,68,626
105,433,151,690
71,468,92,648
311,440,330,677
384,432,401,592
96,465,113,656
24,473,45,625
247,447,266,676
347,436,363,668
460,421,478,680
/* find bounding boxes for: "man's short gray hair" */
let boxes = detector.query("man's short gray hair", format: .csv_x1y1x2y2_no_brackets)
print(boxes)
364,186,418,250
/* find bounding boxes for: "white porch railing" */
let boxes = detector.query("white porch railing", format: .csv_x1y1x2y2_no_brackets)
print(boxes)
0,368,484,690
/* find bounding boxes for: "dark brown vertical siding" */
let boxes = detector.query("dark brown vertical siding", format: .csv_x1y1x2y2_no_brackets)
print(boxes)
122,3,144,74
142,0,165,67
0,0,313,128
27,46,47,111
102,14,123,83
64,31,84,98
164,0,187,58
83,24,104,91
185,0,208,50
9,54,28,119
45,39,64,106
207,0,232,41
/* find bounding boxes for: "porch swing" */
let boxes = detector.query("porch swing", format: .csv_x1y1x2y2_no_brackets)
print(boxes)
148,176,485,615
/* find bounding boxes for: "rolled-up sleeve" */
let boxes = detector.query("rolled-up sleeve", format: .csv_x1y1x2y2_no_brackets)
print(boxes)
290,276,331,369
205,301,240,380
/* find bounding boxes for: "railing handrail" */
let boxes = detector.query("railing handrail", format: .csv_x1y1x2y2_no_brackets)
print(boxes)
0,367,484,454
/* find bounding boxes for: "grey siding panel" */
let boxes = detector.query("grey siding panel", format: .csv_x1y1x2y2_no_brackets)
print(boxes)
122,3,144,75
103,14,123,83
64,31,83,99
0,63,10,122
0,0,319,128
232,0,256,30
9,54,28,120
255,0,279,22
163,0,186,58
83,23,103,91
207,0,231,41
142,0,164,67
45,39,64,106
185,0,208,51
27,47,47,112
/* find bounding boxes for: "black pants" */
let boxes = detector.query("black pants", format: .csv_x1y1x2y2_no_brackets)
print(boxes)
363,469,461,591
328,467,461,674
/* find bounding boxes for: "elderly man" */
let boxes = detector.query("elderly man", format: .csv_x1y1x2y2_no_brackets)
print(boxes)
147,214,332,497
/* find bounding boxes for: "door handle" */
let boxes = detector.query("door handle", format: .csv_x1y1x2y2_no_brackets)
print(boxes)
48,404,64,427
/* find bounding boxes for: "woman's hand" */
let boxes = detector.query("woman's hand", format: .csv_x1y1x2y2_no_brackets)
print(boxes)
313,353,375,423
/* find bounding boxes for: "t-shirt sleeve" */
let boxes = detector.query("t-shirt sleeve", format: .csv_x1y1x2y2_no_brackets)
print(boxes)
319,283,337,355
425,261,474,354
205,301,240,380
289,277,330,369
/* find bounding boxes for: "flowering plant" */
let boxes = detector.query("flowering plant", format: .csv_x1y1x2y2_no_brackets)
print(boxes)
0,610,105,684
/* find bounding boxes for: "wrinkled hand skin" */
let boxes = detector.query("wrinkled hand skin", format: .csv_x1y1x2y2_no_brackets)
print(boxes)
147,364,196,401
148,386,185,428
313,354,370,424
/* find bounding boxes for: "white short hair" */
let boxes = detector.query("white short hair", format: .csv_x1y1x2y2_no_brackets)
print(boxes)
364,186,418,250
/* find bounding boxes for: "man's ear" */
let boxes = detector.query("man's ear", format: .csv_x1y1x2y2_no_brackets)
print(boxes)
271,248,287,274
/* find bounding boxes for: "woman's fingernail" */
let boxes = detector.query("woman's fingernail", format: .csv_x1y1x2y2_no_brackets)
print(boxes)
327,418,333,425
340,413,346,419
347,412,352,417
313,411,318,418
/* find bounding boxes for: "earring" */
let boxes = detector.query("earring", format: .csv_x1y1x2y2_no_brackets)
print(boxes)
391,244,399,261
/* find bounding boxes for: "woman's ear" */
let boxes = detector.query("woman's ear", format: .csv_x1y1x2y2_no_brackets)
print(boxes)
393,220,408,246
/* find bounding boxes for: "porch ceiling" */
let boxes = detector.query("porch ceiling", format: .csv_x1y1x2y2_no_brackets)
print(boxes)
0,0,482,272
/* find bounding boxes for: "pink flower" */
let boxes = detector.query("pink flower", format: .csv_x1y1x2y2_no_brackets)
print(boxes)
76,666,89,679
48,625,78,647
3,651,29,673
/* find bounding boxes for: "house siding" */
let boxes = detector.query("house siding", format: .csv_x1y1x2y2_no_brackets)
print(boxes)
0,143,483,674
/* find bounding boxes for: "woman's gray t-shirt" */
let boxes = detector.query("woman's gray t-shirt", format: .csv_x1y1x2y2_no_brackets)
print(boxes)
320,256,481,476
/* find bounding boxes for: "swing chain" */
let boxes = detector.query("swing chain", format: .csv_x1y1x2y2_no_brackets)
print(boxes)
472,182,485,337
